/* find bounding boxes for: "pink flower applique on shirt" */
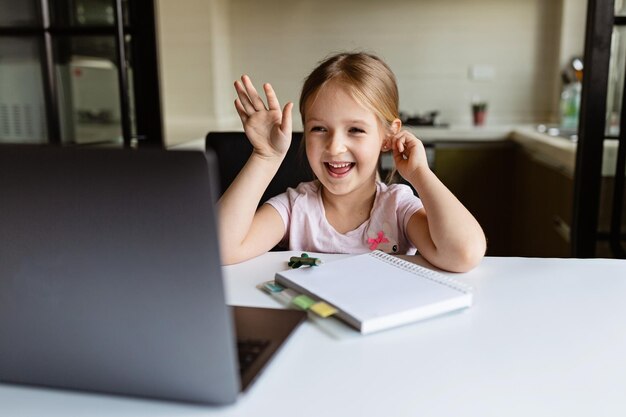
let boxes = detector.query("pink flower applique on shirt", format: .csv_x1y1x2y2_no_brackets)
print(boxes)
367,231,389,251
366,222,399,253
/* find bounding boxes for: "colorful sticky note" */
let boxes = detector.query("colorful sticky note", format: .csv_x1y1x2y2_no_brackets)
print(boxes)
272,291,294,306
310,302,338,318
263,281,285,293
291,294,316,310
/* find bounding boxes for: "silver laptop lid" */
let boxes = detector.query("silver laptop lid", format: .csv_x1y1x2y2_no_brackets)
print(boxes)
0,145,239,404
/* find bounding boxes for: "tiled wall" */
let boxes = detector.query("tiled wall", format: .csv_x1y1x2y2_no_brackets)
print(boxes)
158,0,585,146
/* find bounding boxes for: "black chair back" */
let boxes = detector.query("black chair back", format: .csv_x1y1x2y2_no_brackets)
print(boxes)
205,131,314,204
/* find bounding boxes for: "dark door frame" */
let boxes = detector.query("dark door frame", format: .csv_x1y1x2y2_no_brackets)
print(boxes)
572,0,626,258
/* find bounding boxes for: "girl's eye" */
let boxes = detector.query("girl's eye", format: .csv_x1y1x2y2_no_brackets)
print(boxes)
310,126,326,132
349,127,366,134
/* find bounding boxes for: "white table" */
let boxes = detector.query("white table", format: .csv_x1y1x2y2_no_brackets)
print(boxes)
2,252,626,416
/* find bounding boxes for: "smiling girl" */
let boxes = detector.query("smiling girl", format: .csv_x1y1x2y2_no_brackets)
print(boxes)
218,52,486,272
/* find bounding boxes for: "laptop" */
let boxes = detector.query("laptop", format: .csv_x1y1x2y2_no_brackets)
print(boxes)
0,145,306,405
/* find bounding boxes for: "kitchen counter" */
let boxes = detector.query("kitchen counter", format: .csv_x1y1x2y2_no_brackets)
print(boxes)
172,125,620,177
509,127,577,176
405,125,514,142
406,125,619,177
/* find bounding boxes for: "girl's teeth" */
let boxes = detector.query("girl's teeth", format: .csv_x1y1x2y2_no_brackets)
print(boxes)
325,162,353,176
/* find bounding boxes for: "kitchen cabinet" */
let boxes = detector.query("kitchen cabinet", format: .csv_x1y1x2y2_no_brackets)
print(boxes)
510,147,574,257
399,127,623,258
596,176,626,257
433,141,515,256
432,139,575,257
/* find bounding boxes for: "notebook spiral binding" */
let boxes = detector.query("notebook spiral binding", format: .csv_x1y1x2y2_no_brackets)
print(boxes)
370,250,472,293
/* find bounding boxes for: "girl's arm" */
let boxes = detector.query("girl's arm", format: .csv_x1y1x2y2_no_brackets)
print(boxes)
218,75,293,265
386,130,487,272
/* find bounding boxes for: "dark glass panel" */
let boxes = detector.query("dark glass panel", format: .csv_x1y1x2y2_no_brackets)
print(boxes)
54,35,124,145
0,37,48,143
50,0,116,27
0,0,40,27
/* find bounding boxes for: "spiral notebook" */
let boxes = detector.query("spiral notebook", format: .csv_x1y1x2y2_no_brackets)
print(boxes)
274,251,473,334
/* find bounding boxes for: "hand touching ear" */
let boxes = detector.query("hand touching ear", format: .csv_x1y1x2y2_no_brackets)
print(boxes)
382,130,429,181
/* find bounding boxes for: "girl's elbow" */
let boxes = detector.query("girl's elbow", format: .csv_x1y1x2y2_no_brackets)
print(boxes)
220,242,266,265
220,250,238,266
220,254,239,266
219,245,248,266
451,254,482,273
452,239,486,272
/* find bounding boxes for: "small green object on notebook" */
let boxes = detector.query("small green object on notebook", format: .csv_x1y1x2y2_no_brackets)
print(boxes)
291,294,316,310
288,253,322,269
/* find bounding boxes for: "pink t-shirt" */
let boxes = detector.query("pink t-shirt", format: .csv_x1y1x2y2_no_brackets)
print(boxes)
265,181,423,255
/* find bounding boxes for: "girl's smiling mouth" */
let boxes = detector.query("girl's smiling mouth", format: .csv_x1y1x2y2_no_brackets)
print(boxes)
325,161,355,177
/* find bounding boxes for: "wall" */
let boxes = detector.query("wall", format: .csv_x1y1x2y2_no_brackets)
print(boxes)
156,0,227,145
559,0,587,70
157,0,585,147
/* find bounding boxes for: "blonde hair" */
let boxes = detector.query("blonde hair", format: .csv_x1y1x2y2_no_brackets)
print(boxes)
299,52,399,130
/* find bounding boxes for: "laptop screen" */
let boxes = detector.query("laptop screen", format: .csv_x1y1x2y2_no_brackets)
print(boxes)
0,145,240,404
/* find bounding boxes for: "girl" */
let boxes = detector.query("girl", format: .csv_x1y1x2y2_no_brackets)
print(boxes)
218,52,486,272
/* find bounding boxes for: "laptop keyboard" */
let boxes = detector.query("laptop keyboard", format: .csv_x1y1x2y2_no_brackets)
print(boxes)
237,339,270,375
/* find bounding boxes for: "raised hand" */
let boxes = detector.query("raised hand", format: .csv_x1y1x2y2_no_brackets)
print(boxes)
234,75,293,160
384,130,429,181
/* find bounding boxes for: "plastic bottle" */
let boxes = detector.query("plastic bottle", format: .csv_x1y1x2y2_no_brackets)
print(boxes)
560,81,581,131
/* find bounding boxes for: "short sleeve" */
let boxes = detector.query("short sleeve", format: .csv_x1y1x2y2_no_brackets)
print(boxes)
265,188,292,246
265,191,292,241
265,182,317,246
392,184,423,228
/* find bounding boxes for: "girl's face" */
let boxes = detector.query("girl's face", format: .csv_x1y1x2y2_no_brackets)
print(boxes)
304,82,388,198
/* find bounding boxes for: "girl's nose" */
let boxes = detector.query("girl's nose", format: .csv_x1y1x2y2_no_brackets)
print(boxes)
326,132,347,155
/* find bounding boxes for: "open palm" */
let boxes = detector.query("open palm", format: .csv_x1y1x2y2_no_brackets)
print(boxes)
234,75,293,159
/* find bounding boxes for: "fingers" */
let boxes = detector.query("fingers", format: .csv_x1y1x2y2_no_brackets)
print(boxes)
241,75,267,111
234,75,285,119
280,102,293,136
234,79,256,114
382,131,404,154
392,143,407,165
234,75,268,114
264,83,281,111
384,130,423,163
384,130,429,180
234,98,248,124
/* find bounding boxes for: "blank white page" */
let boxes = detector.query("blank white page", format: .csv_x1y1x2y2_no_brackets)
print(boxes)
275,252,471,323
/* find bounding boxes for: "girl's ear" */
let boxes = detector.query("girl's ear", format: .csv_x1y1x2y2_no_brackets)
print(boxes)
390,118,402,135
382,119,403,152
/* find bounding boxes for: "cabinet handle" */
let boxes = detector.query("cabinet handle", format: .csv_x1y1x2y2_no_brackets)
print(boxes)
552,216,571,243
